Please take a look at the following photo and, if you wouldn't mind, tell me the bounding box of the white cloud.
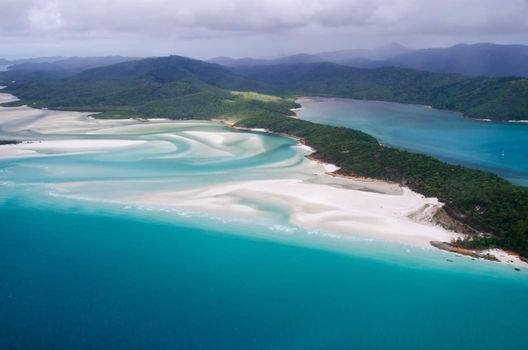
[28,0,63,31]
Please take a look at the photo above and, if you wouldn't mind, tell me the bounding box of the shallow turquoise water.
[298,98,528,186]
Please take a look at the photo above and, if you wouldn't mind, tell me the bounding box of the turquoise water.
[297,98,528,186]
[2,99,528,349]
[2,199,528,349]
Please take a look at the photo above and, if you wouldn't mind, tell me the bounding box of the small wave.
[269,225,298,234]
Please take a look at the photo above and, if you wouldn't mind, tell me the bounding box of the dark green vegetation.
[1,56,298,120]
[233,63,528,121]
[236,115,528,258]
[1,55,527,257]
[0,140,20,145]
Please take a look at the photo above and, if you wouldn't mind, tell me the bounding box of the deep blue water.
[2,200,528,350]
[297,98,528,186]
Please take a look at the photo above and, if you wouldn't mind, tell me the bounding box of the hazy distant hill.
[208,56,268,67]
[386,43,528,77]
[0,56,66,65]
[209,44,412,67]
[9,56,66,65]
[317,43,412,62]
[8,56,140,75]
[212,43,528,77]
[209,53,325,67]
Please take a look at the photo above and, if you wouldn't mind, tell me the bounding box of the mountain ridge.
[211,43,528,78]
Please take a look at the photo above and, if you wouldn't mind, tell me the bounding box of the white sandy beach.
[486,249,527,268]
[133,178,456,247]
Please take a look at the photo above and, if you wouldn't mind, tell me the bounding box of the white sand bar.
[133,178,457,247]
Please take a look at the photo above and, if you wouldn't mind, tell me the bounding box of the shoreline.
[220,120,528,269]
[295,96,528,125]
[431,241,527,269]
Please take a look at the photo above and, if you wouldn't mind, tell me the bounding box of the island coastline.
[221,119,527,268]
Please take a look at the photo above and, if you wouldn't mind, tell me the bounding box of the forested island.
[1,55,528,258]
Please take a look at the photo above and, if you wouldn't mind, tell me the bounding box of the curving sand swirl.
[0,96,459,247]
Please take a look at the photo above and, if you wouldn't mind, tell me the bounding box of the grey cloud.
[9,0,526,34]
[0,0,527,58]
[0,0,34,33]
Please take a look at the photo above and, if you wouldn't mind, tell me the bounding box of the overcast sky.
[1,0,528,59]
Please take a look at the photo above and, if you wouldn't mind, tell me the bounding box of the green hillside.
[233,63,528,121]
[1,56,297,120]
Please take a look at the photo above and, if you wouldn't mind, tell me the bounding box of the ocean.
[1,199,528,349]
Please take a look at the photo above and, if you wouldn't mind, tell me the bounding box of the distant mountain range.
[4,56,140,75]
[4,43,528,78]
[386,43,528,77]
[208,43,411,67]
[0,56,65,66]
[210,43,528,78]
[209,54,322,67]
